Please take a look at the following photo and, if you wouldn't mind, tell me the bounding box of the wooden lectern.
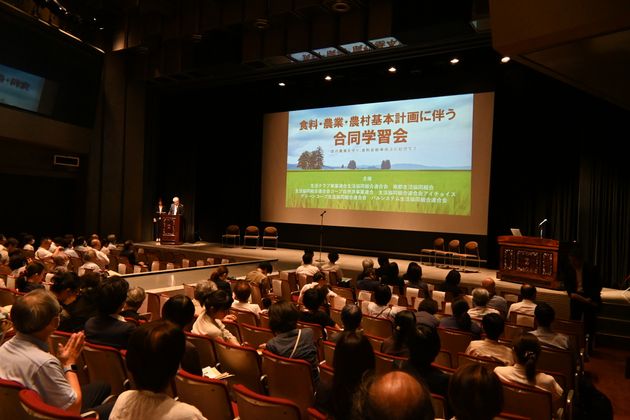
[160,214,183,244]
[497,236,560,289]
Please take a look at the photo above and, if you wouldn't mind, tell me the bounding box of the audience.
[415,298,440,329]
[90,239,110,267]
[339,303,362,334]
[22,234,35,251]
[84,276,137,349]
[231,281,262,319]
[367,284,393,319]
[465,313,514,365]
[0,290,112,418]
[353,371,434,420]
[298,271,337,304]
[494,334,564,402]
[110,321,206,420]
[404,325,450,399]
[467,288,501,319]
[375,256,390,280]
[507,283,538,318]
[209,265,233,300]
[265,300,319,383]
[320,251,344,280]
[381,261,405,295]
[449,364,504,420]
[482,277,508,317]
[296,252,320,277]
[191,290,239,344]
[120,286,146,321]
[439,299,482,339]
[357,267,380,291]
[403,262,430,299]
[119,240,137,266]
[299,288,338,330]
[79,249,101,276]
[35,237,55,264]
[50,272,81,331]
[437,269,464,298]
[381,310,416,357]
[316,331,375,419]
[192,280,217,316]
[15,261,46,293]
[356,258,376,289]
[245,261,272,294]
[531,302,571,350]
[162,295,202,376]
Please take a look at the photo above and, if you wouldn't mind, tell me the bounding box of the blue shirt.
[0,333,77,409]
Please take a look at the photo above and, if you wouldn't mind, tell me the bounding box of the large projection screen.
[261,92,494,234]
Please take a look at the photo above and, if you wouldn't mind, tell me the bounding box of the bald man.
[355,371,434,420]
[482,277,508,318]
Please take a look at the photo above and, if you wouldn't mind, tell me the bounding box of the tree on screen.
[297,151,312,169]
[381,159,391,169]
[297,147,324,169]
[348,160,357,169]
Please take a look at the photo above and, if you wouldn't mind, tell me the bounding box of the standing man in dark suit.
[168,196,184,216]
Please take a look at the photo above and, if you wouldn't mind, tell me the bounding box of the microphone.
[538,218,548,227]
[320,210,327,217]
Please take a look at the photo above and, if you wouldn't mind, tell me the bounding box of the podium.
[159,214,183,244]
[497,236,561,289]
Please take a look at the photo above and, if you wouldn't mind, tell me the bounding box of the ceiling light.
[324,75,332,81]
[501,56,511,63]
[278,82,286,87]
[388,66,397,73]
[450,58,460,65]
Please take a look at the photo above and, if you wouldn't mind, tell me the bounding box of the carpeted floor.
[586,346,630,419]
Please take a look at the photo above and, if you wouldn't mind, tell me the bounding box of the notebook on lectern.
[510,228,523,237]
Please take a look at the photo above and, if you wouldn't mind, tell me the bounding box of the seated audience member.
[15,261,46,293]
[85,277,137,349]
[79,250,101,276]
[449,365,504,420]
[353,371,434,420]
[316,332,375,419]
[22,234,36,251]
[355,258,375,287]
[35,238,55,264]
[439,299,482,339]
[530,302,570,350]
[50,272,81,331]
[105,234,118,250]
[437,269,465,299]
[0,290,112,418]
[507,283,538,318]
[357,267,380,291]
[260,297,272,314]
[62,236,79,259]
[465,313,514,365]
[74,236,88,252]
[404,325,450,399]
[340,303,362,333]
[265,300,319,382]
[192,280,217,316]
[375,256,390,280]
[120,287,146,321]
[56,273,101,333]
[0,253,9,287]
[403,262,430,299]
[482,277,508,317]
[245,261,273,294]
[162,295,202,376]
[231,281,262,319]
[382,310,416,357]
[296,252,320,277]
[494,334,563,402]
[89,239,110,267]
[299,288,338,330]
[415,298,440,329]
[298,271,338,304]
[467,288,501,319]
[367,284,394,319]
[119,240,137,266]
[52,254,70,273]
[191,290,239,344]
[381,261,405,295]
[110,321,206,420]
[9,252,28,278]
[210,265,233,298]
[320,251,344,280]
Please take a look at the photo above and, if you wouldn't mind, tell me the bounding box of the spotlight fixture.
[324,75,332,81]
[278,82,286,87]
[450,58,460,65]
[501,56,511,63]
[388,66,397,73]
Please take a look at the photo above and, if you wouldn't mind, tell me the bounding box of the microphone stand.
[318,211,326,263]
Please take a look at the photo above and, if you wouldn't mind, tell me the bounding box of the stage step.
[596,332,630,349]
[595,302,630,349]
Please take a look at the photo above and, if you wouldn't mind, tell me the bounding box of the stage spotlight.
[278,82,286,87]
[501,56,511,63]
[388,66,397,73]
[324,75,332,81]
[450,58,460,65]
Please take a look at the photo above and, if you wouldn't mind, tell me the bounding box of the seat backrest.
[0,378,29,420]
[431,393,447,419]
[233,384,301,420]
[362,315,393,338]
[435,349,453,368]
[19,389,91,419]
[436,328,475,368]
[263,226,278,236]
[239,323,274,349]
[434,237,445,249]
[457,352,503,371]
[464,241,479,256]
[230,308,259,327]
[146,292,168,321]
[244,226,259,236]
[374,351,408,375]
[551,318,585,349]
[357,289,373,302]
[501,380,553,420]
[226,225,240,235]
[185,332,218,368]
[502,323,525,341]
[322,340,336,366]
[537,347,574,389]
[448,239,461,253]
[307,407,328,420]
[331,286,353,302]
[261,350,315,419]
[364,333,385,352]
[0,287,16,306]
[329,308,342,326]
[509,312,536,328]
[213,338,264,394]
[82,342,129,395]
[174,370,234,420]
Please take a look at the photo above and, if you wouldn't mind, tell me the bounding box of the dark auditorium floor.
[587,345,630,419]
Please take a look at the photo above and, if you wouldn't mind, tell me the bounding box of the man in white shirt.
[89,239,110,267]
[507,284,538,318]
[482,277,508,318]
[468,288,501,319]
[465,313,514,365]
[35,238,54,263]
[78,250,101,276]
[296,253,320,277]
[530,302,570,350]
[231,281,262,319]
[297,271,338,304]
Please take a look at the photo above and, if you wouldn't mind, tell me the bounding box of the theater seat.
[0,378,28,420]
[174,370,235,420]
[233,384,301,420]
[19,389,97,419]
